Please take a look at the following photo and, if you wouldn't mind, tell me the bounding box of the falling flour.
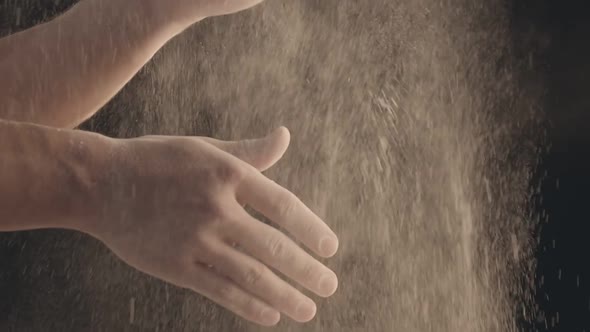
[0,0,545,331]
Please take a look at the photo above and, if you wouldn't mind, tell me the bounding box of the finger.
[206,0,266,17]
[187,263,281,326]
[237,172,339,258]
[199,127,291,172]
[229,208,338,298]
[206,242,317,323]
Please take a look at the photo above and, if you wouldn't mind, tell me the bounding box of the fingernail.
[261,308,280,326]
[318,274,338,297]
[319,236,339,257]
[295,301,317,322]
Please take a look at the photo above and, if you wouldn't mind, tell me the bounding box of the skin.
[0,0,265,128]
[0,0,339,327]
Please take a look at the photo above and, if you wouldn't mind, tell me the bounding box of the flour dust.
[114,0,538,332]
[52,0,545,331]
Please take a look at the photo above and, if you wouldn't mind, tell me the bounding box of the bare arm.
[0,1,339,324]
[0,121,339,325]
[0,119,112,230]
[0,0,264,128]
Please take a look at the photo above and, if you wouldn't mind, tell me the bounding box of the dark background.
[513,1,590,330]
[1,0,590,331]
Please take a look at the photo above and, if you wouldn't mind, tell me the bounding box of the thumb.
[201,127,291,172]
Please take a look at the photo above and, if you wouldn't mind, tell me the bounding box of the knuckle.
[197,215,226,235]
[214,282,237,300]
[243,264,267,287]
[302,264,320,284]
[203,206,226,225]
[267,236,287,260]
[244,296,260,315]
[276,191,298,219]
[189,198,237,237]
[195,198,229,227]
[193,234,221,258]
[214,160,247,185]
[303,219,317,237]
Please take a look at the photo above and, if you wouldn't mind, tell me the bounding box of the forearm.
[0,119,113,232]
[0,0,185,128]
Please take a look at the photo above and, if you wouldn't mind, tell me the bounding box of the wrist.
[0,122,119,234]
[139,0,204,37]
[63,130,119,237]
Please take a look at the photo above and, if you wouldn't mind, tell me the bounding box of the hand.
[86,127,339,326]
[145,0,267,31]
[193,0,266,18]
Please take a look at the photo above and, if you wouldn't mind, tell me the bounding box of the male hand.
[86,127,339,326]
[146,0,267,31]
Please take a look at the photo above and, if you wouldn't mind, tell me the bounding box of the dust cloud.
[1,0,545,331]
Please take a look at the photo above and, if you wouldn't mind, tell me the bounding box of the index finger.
[237,170,339,258]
